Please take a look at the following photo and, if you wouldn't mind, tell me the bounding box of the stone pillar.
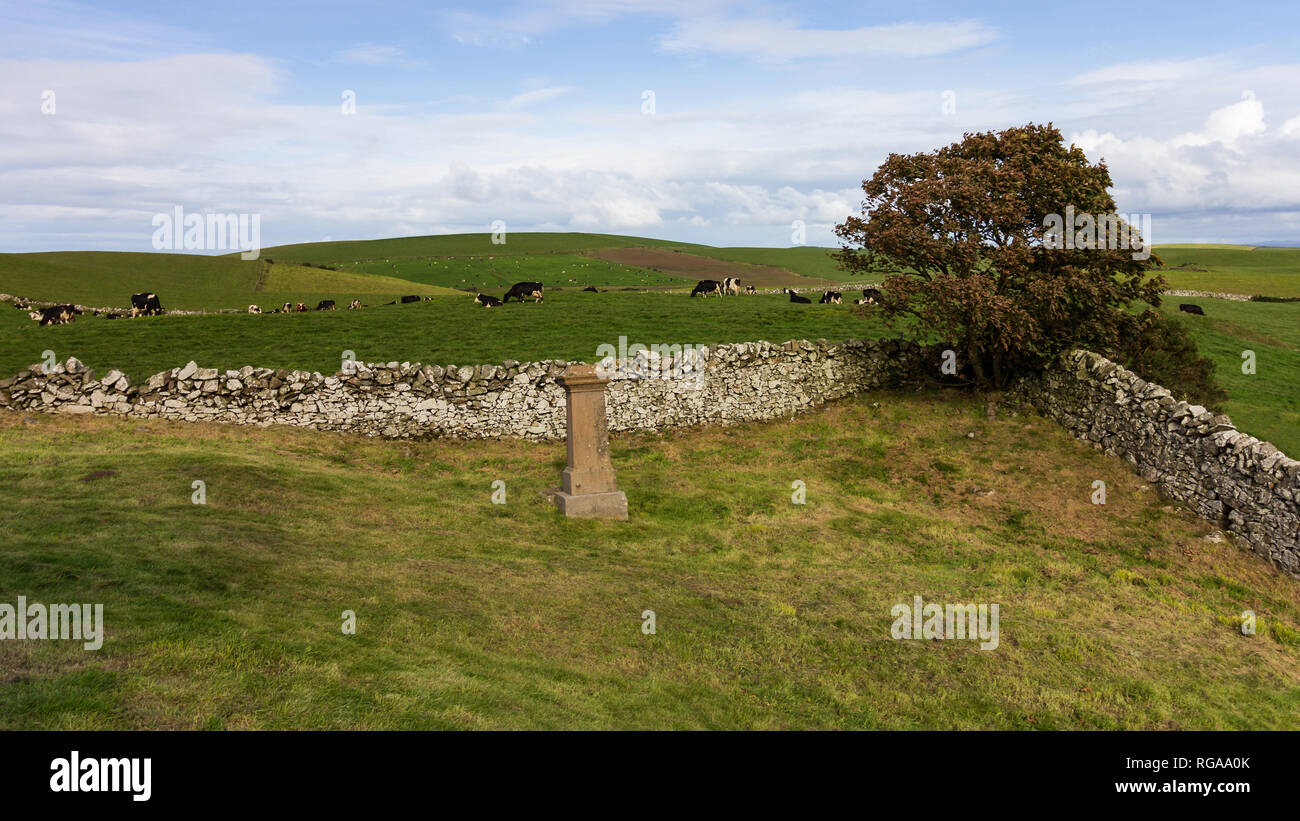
[551,364,628,520]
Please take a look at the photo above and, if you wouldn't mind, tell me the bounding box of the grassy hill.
[2,392,1297,729]
[1153,244,1300,297]
[0,252,457,312]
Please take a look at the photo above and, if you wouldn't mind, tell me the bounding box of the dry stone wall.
[1017,349,1299,577]
[0,338,932,440]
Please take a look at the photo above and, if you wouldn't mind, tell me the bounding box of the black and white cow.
[722,277,741,295]
[400,295,421,304]
[1179,303,1205,315]
[474,293,503,308]
[296,302,308,312]
[819,290,842,304]
[691,279,722,297]
[861,288,883,304]
[744,285,756,294]
[248,304,262,314]
[29,304,78,325]
[348,299,363,309]
[786,289,811,304]
[315,300,336,311]
[129,292,163,317]
[503,282,544,303]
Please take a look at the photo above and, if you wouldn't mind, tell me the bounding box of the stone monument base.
[551,489,628,520]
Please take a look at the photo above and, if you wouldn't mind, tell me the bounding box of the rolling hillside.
[1154,244,1300,297]
[0,251,457,312]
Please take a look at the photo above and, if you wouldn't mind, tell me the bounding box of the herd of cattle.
[19,278,1212,327]
[688,277,885,307]
[23,292,163,325]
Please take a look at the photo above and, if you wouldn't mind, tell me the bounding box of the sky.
[2,0,1299,253]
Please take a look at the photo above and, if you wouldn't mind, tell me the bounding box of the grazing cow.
[29,305,78,326]
[295,302,308,312]
[819,290,843,305]
[690,279,722,298]
[129,292,163,317]
[583,286,599,293]
[400,295,421,304]
[315,300,336,311]
[248,304,262,314]
[474,293,503,308]
[349,299,363,309]
[786,289,811,304]
[503,282,544,303]
[745,285,756,294]
[861,288,883,304]
[1179,303,1205,315]
[722,277,741,295]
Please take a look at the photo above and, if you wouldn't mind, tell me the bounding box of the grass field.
[1153,245,1300,297]
[2,392,1297,730]
[1160,298,1300,456]
[344,253,686,289]
[0,252,456,312]
[0,291,887,384]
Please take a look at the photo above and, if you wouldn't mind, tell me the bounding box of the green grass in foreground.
[1161,298,1300,457]
[0,291,886,384]
[2,393,1297,729]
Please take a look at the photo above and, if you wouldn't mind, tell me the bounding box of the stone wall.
[0,338,931,440]
[1016,349,1299,577]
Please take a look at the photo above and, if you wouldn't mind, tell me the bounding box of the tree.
[835,123,1165,390]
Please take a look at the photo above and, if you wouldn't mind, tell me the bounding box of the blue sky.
[3,0,1300,252]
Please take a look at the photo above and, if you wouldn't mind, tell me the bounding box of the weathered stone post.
[551,364,628,520]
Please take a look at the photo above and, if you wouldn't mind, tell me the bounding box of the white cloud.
[660,17,998,61]
[504,86,574,107]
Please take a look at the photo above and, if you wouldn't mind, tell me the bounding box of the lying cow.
[349,299,363,309]
[786,289,811,304]
[503,282,544,303]
[29,304,78,325]
[248,304,262,314]
[691,279,722,298]
[1179,303,1205,315]
[744,285,756,294]
[129,292,163,317]
[316,300,336,311]
[474,293,503,308]
[861,288,882,304]
[820,290,842,304]
[583,286,599,293]
[400,295,421,304]
[296,302,308,312]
